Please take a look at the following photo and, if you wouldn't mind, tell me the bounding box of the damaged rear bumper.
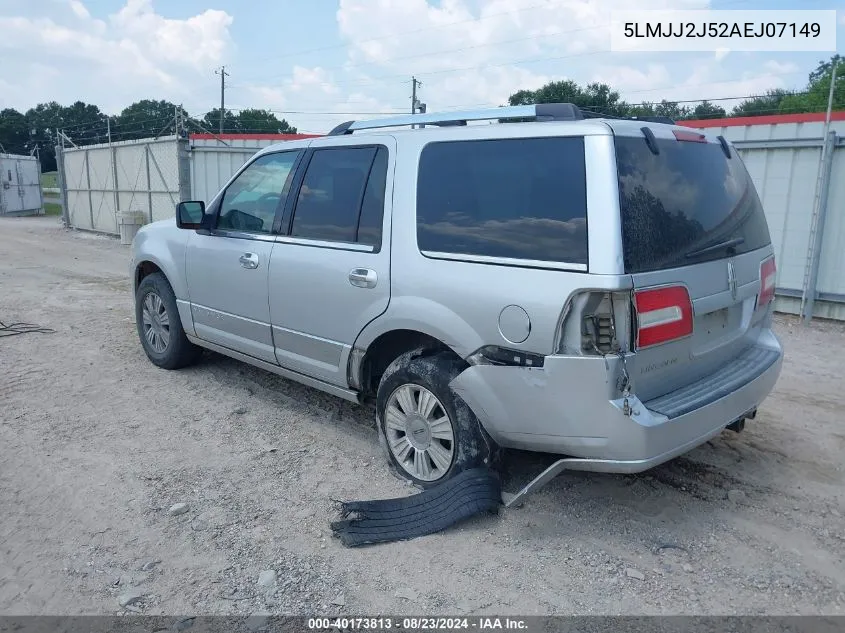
[449,331,783,474]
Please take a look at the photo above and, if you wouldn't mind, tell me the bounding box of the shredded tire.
[330,468,501,547]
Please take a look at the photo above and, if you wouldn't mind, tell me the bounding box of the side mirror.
[176,201,206,230]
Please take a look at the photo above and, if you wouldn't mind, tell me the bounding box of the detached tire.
[375,349,498,487]
[135,272,201,370]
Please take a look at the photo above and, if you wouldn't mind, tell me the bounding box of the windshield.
[615,134,771,274]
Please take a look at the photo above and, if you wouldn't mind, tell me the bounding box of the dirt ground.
[1,215,844,617]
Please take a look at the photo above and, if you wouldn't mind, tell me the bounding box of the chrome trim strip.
[420,251,588,272]
[209,230,278,243]
[185,334,361,404]
[271,325,345,368]
[193,304,266,327]
[275,236,375,252]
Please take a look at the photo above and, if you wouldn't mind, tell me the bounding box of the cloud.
[68,0,90,20]
[330,0,727,115]
[764,60,799,74]
[0,0,232,113]
[591,64,671,93]
[0,0,819,134]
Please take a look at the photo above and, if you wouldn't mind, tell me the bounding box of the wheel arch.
[133,253,193,337]
[350,299,485,398]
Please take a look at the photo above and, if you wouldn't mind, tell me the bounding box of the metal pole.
[410,76,420,129]
[109,116,120,233]
[144,145,153,224]
[411,76,417,117]
[801,130,837,324]
[85,149,94,230]
[55,139,70,228]
[823,62,837,137]
[215,65,229,135]
[801,61,838,324]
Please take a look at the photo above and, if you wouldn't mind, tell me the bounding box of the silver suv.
[131,103,783,493]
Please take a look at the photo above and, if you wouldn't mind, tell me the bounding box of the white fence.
[0,153,42,216]
[189,134,317,204]
[57,121,845,320]
[59,136,184,234]
[686,114,845,321]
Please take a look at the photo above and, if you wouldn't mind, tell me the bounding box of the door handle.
[349,268,378,289]
[239,253,259,269]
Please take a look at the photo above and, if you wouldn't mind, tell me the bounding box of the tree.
[778,55,845,114]
[235,108,297,133]
[114,99,183,141]
[731,89,791,117]
[201,108,238,133]
[690,101,727,119]
[508,80,628,117]
[655,100,691,121]
[22,101,108,171]
[0,109,31,155]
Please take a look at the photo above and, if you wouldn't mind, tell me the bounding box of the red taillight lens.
[758,256,777,309]
[634,285,693,349]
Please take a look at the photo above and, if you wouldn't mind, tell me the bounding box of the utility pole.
[410,76,422,128]
[215,65,229,135]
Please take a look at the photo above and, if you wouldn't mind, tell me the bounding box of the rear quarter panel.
[355,123,628,359]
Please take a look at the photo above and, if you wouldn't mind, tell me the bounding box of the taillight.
[758,256,777,309]
[634,285,693,349]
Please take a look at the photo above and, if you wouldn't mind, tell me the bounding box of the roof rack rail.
[580,111,676,125]
[327,102,584,135]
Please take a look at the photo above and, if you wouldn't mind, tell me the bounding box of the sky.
[1,0,844,134]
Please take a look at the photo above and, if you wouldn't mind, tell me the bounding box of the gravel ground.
[1,216,844,616]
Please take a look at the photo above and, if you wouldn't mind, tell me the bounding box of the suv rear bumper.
[450,329,783,473]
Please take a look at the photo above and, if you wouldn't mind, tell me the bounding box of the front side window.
[416,137,588,265]
[290,146,387,247]
[218,151,300,234]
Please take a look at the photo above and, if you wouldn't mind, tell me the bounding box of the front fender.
[353,295,485,360]
[131,221,191,300]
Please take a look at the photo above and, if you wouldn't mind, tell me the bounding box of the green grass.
[41,171,58,188]
[43,202,62,216]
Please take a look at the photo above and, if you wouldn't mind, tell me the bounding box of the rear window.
[416,137,588,265]
[616,135,771,274]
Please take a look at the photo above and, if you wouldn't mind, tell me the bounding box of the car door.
[186,149,303,363]
[268,136,395,386]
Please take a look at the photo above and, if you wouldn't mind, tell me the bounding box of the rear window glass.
[416,137,588,265]
[615,135,771,274]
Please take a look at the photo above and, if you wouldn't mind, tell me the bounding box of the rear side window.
[416,137,588,265]
[291,146,386,247]
[616,135,771,274]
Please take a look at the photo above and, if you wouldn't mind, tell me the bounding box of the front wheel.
[375,349,498,487]
[135,272,201,369]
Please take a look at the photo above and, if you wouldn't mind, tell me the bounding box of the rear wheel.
[135,272,201,369]
[375,349,498,487]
